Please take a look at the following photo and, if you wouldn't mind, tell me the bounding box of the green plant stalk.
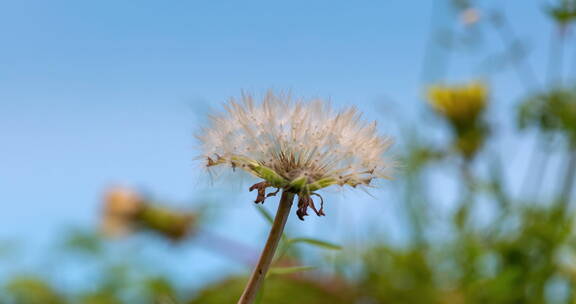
[559,147,576,206]
[238,191,295,304]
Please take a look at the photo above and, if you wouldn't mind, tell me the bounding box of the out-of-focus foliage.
[0,230,182,304]
[547,0,576,27]
[188,276,354,304]
[355,206,576,304]
[5,277,65,304]
[519,87,576,145]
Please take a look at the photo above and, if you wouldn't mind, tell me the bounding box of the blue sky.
[0,0,557,289]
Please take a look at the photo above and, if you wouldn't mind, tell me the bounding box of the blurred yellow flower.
[427,82,488,126]
[427,82,489,159]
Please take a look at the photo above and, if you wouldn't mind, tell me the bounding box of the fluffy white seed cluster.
[198,91,394,196]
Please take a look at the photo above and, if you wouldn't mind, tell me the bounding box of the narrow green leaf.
[256,206,289,244]
[267,266,316,277]
[255,206,274,225]
[288,238,342,250]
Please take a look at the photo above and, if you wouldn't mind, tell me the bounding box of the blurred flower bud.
[101,186,197,242]
[138,204,197,242]
[460,8,481,26]
[101,186,143,237]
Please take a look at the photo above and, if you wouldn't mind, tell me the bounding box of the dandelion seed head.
[198,90,394,197]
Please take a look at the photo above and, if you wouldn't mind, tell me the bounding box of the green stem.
[491,12,539,90]
[559,147,576,206]
[520,134,550,200]
[238,191,294,304]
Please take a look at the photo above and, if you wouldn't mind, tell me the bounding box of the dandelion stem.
[238,190,294,304]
